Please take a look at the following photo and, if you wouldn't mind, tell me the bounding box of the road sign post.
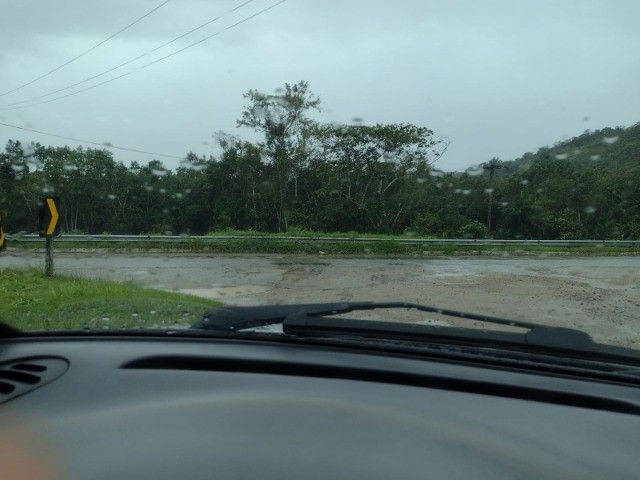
[45,237,53,276]
[38,195,60,277]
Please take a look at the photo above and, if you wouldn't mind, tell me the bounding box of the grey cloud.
[1,0,639,170]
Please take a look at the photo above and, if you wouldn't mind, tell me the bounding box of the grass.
[206,227,428,239]
[0,268,221,331]
[9,238,640,256]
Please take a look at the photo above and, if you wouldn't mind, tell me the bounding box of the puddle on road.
[178,285,269,301]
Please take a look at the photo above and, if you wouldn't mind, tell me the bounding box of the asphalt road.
[3,252,640,347]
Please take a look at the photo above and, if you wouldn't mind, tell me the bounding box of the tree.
[308,123,447,232]
[237,81,320,231]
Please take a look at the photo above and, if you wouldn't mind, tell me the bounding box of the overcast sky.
[0,0,638,170]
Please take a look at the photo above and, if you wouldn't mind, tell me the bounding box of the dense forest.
[1,81,639,239]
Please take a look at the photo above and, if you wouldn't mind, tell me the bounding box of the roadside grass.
[8,239,640,256]
[206,227,431,239]
[0,268,221,331]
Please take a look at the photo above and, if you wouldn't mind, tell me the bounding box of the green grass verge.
[206,227,431,239]
[0,268,221,331]
[8,239,640,256]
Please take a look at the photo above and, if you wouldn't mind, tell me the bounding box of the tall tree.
[237,81,320,231]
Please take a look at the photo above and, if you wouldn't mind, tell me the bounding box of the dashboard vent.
[0,357,68,404]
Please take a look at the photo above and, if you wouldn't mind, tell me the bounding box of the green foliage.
[458,221,488,239]
[1,82,639,241]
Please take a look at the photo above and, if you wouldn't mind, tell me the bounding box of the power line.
[0,0,287,111]
[0,120,183,159]
[0,0,255,109]
[0,0,171,98]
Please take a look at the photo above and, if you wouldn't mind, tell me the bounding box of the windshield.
[0,0,638,351]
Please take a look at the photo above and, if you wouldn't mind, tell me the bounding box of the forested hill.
[501,122,640,173]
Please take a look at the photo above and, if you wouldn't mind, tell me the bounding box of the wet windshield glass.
[0,0,639,350]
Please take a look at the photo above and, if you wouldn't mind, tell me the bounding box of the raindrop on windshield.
[584,206,596,214]
[602,136,619,144]
[351,117,364,125]
[461,189,472,195]
[555,153,568,160]
[590,154,601,161]
[484,188,494,194]
[520,179,529,186]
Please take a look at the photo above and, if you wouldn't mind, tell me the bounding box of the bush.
[458,221,488,239]
[410,213,441,237]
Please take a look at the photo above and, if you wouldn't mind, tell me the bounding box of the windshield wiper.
[196,302,639,361]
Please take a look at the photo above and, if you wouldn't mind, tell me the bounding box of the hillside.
[502,122,640,173]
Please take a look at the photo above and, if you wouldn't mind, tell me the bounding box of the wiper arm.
[200,301,539,330]
[197,302,639,360]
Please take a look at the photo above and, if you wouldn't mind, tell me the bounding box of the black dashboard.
[1,336,639,479]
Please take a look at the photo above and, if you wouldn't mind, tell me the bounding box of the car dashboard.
[1,335,639,479]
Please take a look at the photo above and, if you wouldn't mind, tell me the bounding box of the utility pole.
[483,158,506,235]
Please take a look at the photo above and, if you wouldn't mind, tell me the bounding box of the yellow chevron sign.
[46,197,59,236]
[38,196,61,238]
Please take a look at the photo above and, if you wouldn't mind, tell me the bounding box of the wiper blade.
[197,302,556,331]
[200,301,539,330]
[197,302,640,360]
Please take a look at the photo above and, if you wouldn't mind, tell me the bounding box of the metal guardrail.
[5,234,640,247]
